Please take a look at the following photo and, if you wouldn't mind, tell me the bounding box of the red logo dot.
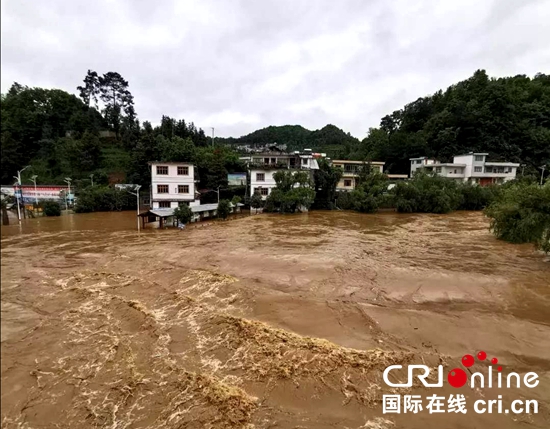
[448,368,468,388]
[462,354,474,367]
[477,351,487,360]
[497,366,502,372]
[491,358,498,365]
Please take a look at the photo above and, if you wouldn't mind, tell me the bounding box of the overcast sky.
[2,0,549,139]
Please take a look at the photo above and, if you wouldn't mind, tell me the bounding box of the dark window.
[264,158,269,164]
[302,158,307,165]
[157,185,169,193]
[178,185,189,193]
[474,166,482,173]
[474,155,484,162]
[344,179,352,187]
[435,167,442,173]
[177,166,189,175]
[156,166,168,175]
[260,188,269,196]
[271,158,276,164]
[256,173,265,181]
[159,201,171,208]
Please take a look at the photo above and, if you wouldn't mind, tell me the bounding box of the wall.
[151,163,195,205]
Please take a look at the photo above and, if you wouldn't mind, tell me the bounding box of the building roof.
[332,160,385,165]
[147,161,194,165]
[484,162,521,167]
[454,153,489,157]
[424,163,466,167]
[139,203,244,218]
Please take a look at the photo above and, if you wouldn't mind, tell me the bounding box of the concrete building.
[332,160,385,191]
[241,149,323,199]
[149,162,200,209]
[410,153,519,185]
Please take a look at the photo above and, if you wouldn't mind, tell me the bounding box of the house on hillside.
[332,160,385,191]
[149,162,200,209]
[410,153,519,185]
[240,149,324,199]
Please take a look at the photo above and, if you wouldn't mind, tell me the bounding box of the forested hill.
[1,69,549,187]
[359,70,550,173]
[216,124,361,159]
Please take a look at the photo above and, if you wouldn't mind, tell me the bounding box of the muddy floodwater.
[1,211,549,428]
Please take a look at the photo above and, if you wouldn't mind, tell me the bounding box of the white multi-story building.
[241,149,322,199]
[149,162,199,209]
[410,153,519,185]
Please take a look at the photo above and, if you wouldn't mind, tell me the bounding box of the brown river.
[1,211,549,428]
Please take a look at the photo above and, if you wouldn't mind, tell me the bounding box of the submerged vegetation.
[485,181,550,252]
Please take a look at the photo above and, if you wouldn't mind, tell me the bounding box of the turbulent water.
[1,211,549,428]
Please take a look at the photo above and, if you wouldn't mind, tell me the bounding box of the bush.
[173,204,193,224]
[392,172,461,214]
[249,193,264,209]
[457,183,499,210]
[485,182,550,252]
[43,201,61,216]
[217,199,231,219]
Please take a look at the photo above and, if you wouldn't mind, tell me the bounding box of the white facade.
[150,162,199,209]
[409,157,437,176]
[410,153,519,184]
[242,150,322,199]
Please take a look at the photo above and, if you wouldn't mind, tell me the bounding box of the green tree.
[313,158,343,209]
[99,72,135,137]
[173,204,193,224]
[249,193,263,210]
[77,70,100,108]
[485,182,550,252]
[217,199,231,220]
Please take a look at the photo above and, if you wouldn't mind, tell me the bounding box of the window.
[302,158,308,165]
[159,201,171,208]
[416,160,422,164]
[260,188,269,196]
[157,184,169,193]
[474,166,482,173]
[256,173,265,182]
[474,155,484,162]
[177,185,189,194]
[264,158,269,164]
[156,166,168,175]
[271,158,276,164]
[177,166,189,175]
[344,179,352,187]
[253,158,262,164]
[485,167,493,173]
[435,167,442,173]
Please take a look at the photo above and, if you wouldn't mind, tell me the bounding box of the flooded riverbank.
[1,211,549,428]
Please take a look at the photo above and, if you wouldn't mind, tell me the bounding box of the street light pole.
[64,177,72,211]
[90,174,94,187]
[128,185,141,231]
[541,166,546,186]
[211,127,215,147]
[30,175,38,209]
[217,186,220,204]
[13,165,29,222]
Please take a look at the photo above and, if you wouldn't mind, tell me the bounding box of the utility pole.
[211,127,215,147]
[30,175,39,210]
[64,177,72,211]
[90,173,94,187]
[541,166,546,186]
[13,165,29,223]
[128,185,141,231]
[217,186,220,204]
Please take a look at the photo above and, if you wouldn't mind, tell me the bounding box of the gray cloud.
[1,0,549,140]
